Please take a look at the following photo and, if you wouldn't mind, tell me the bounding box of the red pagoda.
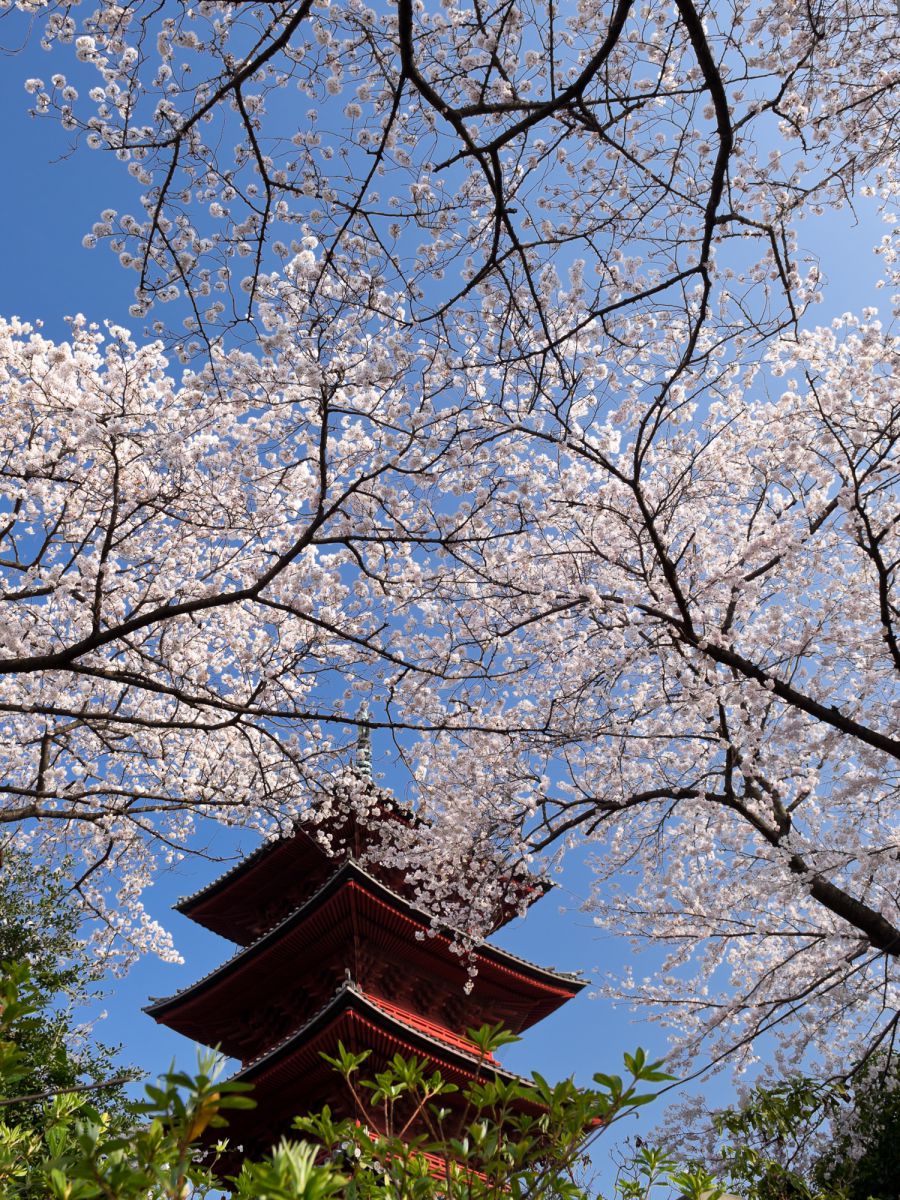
[147,735,584,1159]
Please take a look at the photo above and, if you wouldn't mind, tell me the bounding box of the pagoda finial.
[356,701,372,779]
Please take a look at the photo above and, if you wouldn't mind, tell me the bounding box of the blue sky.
[0,17,890,1184]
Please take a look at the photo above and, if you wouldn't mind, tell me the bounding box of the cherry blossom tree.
[17,0,887,366]
[396,304,900,1083]
[5,0,900,1079]
[0,265,513,963]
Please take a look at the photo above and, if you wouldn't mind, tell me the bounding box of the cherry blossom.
[0,271,500,965]
[394,303,900,1079]
[5,0,900,1076]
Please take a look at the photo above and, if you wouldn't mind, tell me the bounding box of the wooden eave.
[175,795,418,945]
[176,803,548,946]
[148,862,583,1061]
[174,827,333,945]
[237,983,526,1084]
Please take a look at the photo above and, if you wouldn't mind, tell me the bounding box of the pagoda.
[147,734,584,1161]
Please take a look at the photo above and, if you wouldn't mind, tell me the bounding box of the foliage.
[0,953,338,1199]
[814,1055,900,1200]
[613,1065,900,1200]
[292,1030,674,1200]
[709,1078,839,1200]
[0,849,128,1128]
[2,0,900,1082]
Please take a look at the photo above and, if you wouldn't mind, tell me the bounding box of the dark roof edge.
[148,860,356,1015]
[175,784,418,914]
[147,861,584,1018]
[174,828,300,915]
[233,983,531,1086]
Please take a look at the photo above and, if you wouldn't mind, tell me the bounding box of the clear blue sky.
[0,18,887,1184]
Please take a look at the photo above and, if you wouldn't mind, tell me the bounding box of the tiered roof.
[148,783,584,1160]
[150,859,582,1063]
[202,984,538,1155]
[176,805,548,945]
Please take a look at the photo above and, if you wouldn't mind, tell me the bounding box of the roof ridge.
[236,979,359,1073]
[483,939,586,984]
[232,983,532,1086]
[362,991,499,1062]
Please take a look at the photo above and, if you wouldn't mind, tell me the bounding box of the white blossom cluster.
[392,301,900,1081]
[0,269,500,967]
[16,0,897,361]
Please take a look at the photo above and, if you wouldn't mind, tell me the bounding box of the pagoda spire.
[355,700,372,780]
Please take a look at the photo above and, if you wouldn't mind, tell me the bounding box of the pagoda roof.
[176,833,285,912]
[148,862,584,1060]
[174,792,420,945]
[175,783,415,906]
[176,799,548,945]
[237,982,526,1083]
[204,982,538,1164]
